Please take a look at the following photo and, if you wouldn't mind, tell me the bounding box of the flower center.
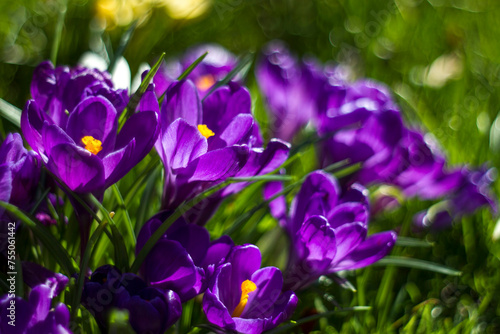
[195,74,216,91]
[197,124,215,139]
[81,136,103,155]
[231,279,257,317]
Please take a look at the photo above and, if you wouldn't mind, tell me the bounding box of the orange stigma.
[232,280,257,317]
[195,74,216,91]
[197,124,215,139]
[81,136,103,155]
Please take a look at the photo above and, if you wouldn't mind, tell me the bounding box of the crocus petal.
[30,61,56,111]
[167,221,210,266]
[225,245,262,312]
[203,282,236,331]
[289,170,340,235]
[101,140,134,182]
[144,239,201,301]
[332,231,397,272]
[263,181,287,226]
[330,221,367,264]
[46,143,105,193]
[176,145,249,182]
[233,317,267,334]
[162,80,201,127]
[268,290,298,329]
[157,118,207,170]
[243,267,284,318]
[222,139,290,196]
[295,216,336,266]
[202,235,234,270]
[209,114,255,150]
[21,100,54,156]
[42,123,76,157]
[27,284,52,326]
[326,202,369,229]
[22,262,68,297]
[0,165,12,216]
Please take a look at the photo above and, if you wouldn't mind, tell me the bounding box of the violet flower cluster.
[256,42,496,229]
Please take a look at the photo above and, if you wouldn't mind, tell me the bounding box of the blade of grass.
[0,201,77,275]
[0,98,21,127]
[71,220,108,318]
[395,237,434,248]
[266,306,372,334]
[111,184,135,244]
[202,52,254,102]
[373,256,462,276]
[119,52,166,128]
[108,21,137,73]
[158,51,209,105]
[50,0,68,65]
[88,195,130,271]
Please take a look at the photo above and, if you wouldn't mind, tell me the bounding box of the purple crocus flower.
[0,283,72,334]
[81,265,181,334]
[155,79,289,224]
[414,166,497,230]
[154,43,238,97]
[202,244,298,334]
[317,80,406,186]
[21,61,159,195]
[0,133,40,215]
[136,213,234,301]
[265,171,396,291]
[256,41,326,142]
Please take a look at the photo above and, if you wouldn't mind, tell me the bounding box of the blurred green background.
[2,0,500,332]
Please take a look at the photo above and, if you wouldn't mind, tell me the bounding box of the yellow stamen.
[195,74,216,91]
[81,136,103,155]
[232,280,257,317]
[197,124,215,139]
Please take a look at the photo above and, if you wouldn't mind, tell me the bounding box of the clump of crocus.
[136,213,234,301]
[0,282,71,333]
[21,61,159,195]
[81,265,181,334]
[155,79,289,224]
[154,43,238,97]
[202,244,298,334]
[265,170,397,291]
[256,41,326,142]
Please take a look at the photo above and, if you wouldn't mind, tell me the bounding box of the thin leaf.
[396,237,434,248]
[158,51,209,105]
[108,21,137,73]
[373,256,462,276]
[71,220,108,318]
[111,184,136,243]
[202,52,254,102]
[50,0,67,65]
[0,201,77,276]
[227,175,293,182]
[119,52,166,127]
[88,195,130,272]
[0,98,21,127]
[267,306,372,334]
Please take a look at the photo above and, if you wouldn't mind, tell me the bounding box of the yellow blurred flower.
[96,0,211,27]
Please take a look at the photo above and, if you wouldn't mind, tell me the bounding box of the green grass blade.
[111,184,135,243]
[0,99,21,127]
[108,21,137,73]
[202,52,254,102]
[0,201,77,276]
[158,51,209,105]
[395,237,434,248]
[71,220,108,318]
[50,0,68,65]
[373,256,462,276]
[88,195,130,272]
[119,52,166,127]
